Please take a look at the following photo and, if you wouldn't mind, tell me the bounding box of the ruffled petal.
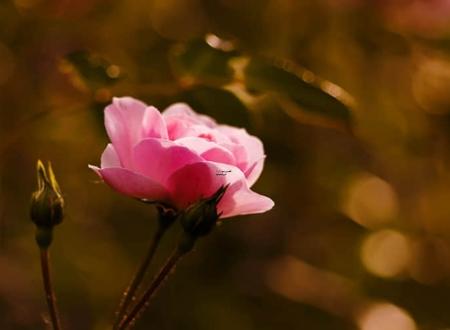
[217,125,266,184]
[104,97,168,167]
[163,102,216,127]
[104,97,147,166]
[90,166,168,201]
[163,103,219,140]
[164,116,191,140]
[176,137,236,165]
[221,142,247,171]
[132,138,203,187]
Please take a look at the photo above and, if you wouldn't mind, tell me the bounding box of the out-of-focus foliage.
[169,37,353,128]
[170,38,237,85]
[243,57,352,128]
[62,50,124,90]
[2,0,450,329]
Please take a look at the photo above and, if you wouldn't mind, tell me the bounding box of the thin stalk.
[113,227,165,329]
[40,248,62,330]
[117,246,186,330]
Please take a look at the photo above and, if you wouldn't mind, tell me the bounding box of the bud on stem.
[30,161,64,237]
[175,185,229,255]
[30,160,64,330]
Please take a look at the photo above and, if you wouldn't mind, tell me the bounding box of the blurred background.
[2,0,450,329]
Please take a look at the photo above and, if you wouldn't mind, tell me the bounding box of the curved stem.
[40,248,62,330]
[113,228,165,329]
[117,247,186,330]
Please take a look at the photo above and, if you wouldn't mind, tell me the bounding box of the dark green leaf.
[244,58,352,126]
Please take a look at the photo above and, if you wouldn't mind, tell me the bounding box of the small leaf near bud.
[30,160,64,231]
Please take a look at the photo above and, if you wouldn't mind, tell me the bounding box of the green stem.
[113,227,165,329]
[40,248,62,330]
[116,245,188,330]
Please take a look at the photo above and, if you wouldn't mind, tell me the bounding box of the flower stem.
[40,248,62,330]
[116,244,189,330]
[113,227,165,329]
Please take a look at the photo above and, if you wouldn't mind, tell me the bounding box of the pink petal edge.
[89,165,169,202]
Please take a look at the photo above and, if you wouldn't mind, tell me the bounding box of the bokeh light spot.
[361,229,411,278]
[205,34,235,52]
[356,303,416,330]
[266,256,359,317]
[343,174,398,228]
[413,57,450,115]
[106,65,121,79]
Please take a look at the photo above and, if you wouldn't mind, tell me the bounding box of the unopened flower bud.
[179,185,228,245]
[30,160,64,230]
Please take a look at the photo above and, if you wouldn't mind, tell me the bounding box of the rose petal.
[221,142,247,171]
[244,156,265,187]
[163,103,219,140]
[218,180,274,218]
[166,162,237,209]
[176,137,236,165]
[218,125,265,184]
[132,138,203,186]
[142,106,168,139]
[104,97,167,166]
[163,102,196,118]
[100,144,121,168]
[163,102,216,127]
[90,166,168,201]
[167,161,273,217]
[164,116,191,140]
[218,126,265,163]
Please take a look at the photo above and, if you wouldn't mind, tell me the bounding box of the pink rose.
[90,97,274,218]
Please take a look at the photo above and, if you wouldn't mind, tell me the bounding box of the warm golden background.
[2,0,450,329]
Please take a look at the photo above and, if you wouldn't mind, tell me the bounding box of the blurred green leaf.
[244,58,352,127]
[61,50,123,90]
[176,85,250,127]
[170,39,239,86]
